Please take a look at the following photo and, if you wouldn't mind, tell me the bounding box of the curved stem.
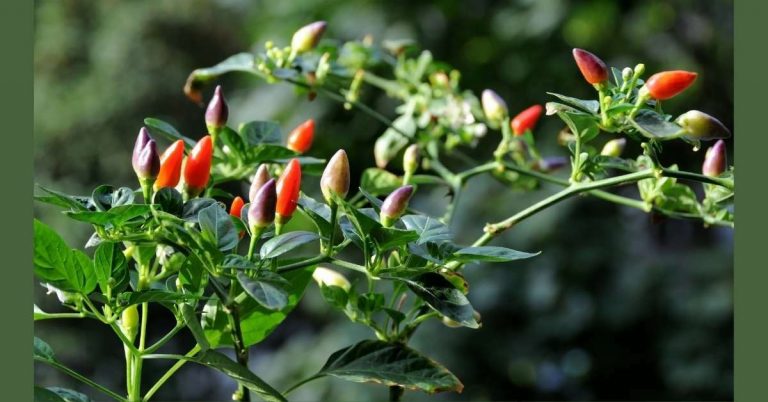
[142,345,201,401]
[143,322,184,355]
[35,357,127,402]
[660,167,733,190]
[276,254,330,274]
[283,374,322,395]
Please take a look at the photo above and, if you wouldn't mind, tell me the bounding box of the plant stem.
[142,345,201,401]
[246,227,264,261]
[389,385,405,402]
[283,374,322,395]
[276,254,330,274]
[326,203,339,255]
[34,357,127,402]
[226,284,250,402]
[143,322,184,355]
[130,302,149,401]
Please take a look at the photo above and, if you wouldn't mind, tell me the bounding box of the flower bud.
[403,144,420,177]
[535,156,569,172]
[600,138,627,158]
[644,70,697,100]
[481,89,508,125]
[675,110,732,141]
[134,139,160,180]
[286,119,315,154]
[312,266,351,292]
[291,21,327,54]
[248,179,277,230]
[276,159,302,224]
[702,140,727,177]
[205,85,228,134]
[380,185,414,227]
[132,127,151,171]
[120,305,140,343]
[572,48,609,84]
[320,149,350,204]
[634,63,645,76]
[621,67,632,82]
[249,164,271,202]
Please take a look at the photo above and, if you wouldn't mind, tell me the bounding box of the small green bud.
[380,185,414,227]
[600,138,627,158]
[403,144,420,177]
[120,305,140,343]
[622,67,633,81]
[315,52,331,84]
[481,89,508,126]
[634,63,645,76]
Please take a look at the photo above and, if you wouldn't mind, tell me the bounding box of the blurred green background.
[34,0,733,400]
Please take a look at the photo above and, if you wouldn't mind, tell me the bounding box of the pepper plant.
[34,21,734,402]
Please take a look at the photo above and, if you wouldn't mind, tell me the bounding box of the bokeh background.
[33,0,733,401]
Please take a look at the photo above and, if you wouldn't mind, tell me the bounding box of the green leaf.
[34,337,56,361]
[153,188,183,216]
[558,111,600,143]
[239,121,283,146]
[547,92,599,114]
[360,168,402,195]
[297,194,332,239]
[198,204,239,252]
[357,188,384,210]
[203,267,314,348]
[187,52,256,86]
[40,388,92,402]
[34,220,96,294]
[319,284,349,308]
[144,117,196,148]
[182,198,219,222]
[93,242,127,295]
[394,272,478,329]
[260,231,319,259]
[237,271,289,311]
[316,340,463,394]
[248,145,298,163]
[34,185,90,211]
[371,227,419,251]
[545,102,588,116]
[34,387,68,402]
[180,302,210,351]
[192,350,286,402]
[452,246,540,263]
[630,109,684,139]
[401,215,452,245]
[66,204,151,227]
[373,114,414,168]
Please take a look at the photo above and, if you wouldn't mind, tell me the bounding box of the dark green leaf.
[239,121,282,146]
[192,350,286,402]
[198,204,239,251]
[248,145,298,163]
[395,272,478,328]
[34,220,96,294]
[42,388,92,402]
[93,242,127,295]
[117,290,193,307]
[630,109,684,139]
[319,284,349,308]
[317,340,463,394]
[357,188,383,210]
[360,168,402,195]
[182,198,219,222]
[34,185,90,211]
[180,302,210,351]
[66,205,151,227]
[452,246,540,263]
[153,188,183,216]
[34,387,68,402]
[297,194,332,239]
[401,215,452,244]
[372,227,419,251]
[222,254,258,270]
[34,337,56,361]
[237,271,289,311]
[260,231,319,259]
[547,92,599,114]
[144,117,196,148]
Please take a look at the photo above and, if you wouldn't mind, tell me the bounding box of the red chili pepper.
[511,105,544,136]
[572,48,608,84]
[183,135,213,197]
[154,140,185,191]
[644,70,697,100]
[286,119,315,154]
[276,158,302,223]
[230,196,245,218]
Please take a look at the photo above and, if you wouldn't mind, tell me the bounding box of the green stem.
[34,312,89,320]
[283,374,322,395]
[326,203,339,255]
[109,321,141,356]
[389,385,405,402]
[246,227,264,261]
[131,302,149,400]
[660,167,733,190]
[143,322,184,355]
[329,258,372,276]
[226,285,250,402]
[35,357,127,402]
[276,254,330,274]
[142,345,201,401]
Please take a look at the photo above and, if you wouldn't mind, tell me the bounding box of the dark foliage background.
[34,1,733,400]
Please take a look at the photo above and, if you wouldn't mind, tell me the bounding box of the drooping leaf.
[393,272,478,328]
[546,92,599,114]
[198,204,239,251]
[452,246,540,263]
[237,271,289,311]
[192,350,286,402]
[34,337,56,361]
[316,340,463,394]
[180,302,210,352]
[297,194,332,239]
[630,109,683,139]
[260,231,319,259]
[144,117,196,148]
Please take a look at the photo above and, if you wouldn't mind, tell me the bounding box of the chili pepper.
[320,149,350,204]
[182,135,213,198]
[286,119,315,154]
[133,139,160,181]
[702,140,727,177]
[511,104,544,136]
[276,158,302,225]
[572,48,609,85]
[154,140,185,191]
[675,110,731,140]
[600,138,627,158]
[249,178,277,231]
[230,196,245,218]
[291,21,327,54]
[403,144,420,184]
[249,164,271,202]
[312,266,351,292]
[380,185,414,227]
[644,70,697,100]
[120,305,139,343]
[205,85,228,135]
[481,89,508,125]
